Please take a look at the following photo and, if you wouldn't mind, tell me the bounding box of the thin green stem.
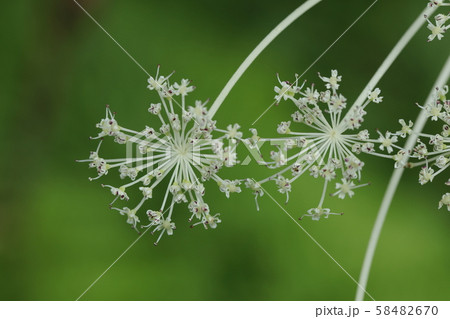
[345,6,437,120]
[207,0,322,118]
[355,55,450,301]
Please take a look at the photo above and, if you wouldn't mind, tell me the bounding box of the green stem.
[355,55,450,301]
[207,0,322,118]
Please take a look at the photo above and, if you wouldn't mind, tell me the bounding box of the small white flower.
[247,128,261,148]
[345,106,367,129]
[309,165,320,178]
[419,167,435,185]
[146,67,172,91]
[152,218,176,245]
[277,121,291,134]
[203,214,221,229]
[103,185,129,202]
[361,142,374,153]
[245,179,264,199]
[396,119,413,137]
[189,100,208,120]
[392,150,408,168]
[367,88,383,103]
[274,74,300,103]
[318,69,342,90]
[328,93,347,112]
[332,179,356,199]
[422,100,444,121]
[435,13,450,24]
[116,207,140,229]
[95,108,121,138]
[301,207,342,221]
[173,193,188,203]
[159,123,171,135]
[173,79,195,96]
[148,103,162,115]
[357,129,370,141]
[270,150,287,167]
[291,111,304,123]
[275,175,291,201]
[225,124,243,142]
[429,134,445,151]
[219,179,242,198]
[437,85,449,102]
[442,124,450,137]
[413,140,429,159]
[438,193,450,210]
[291,162,304,176]
[320,90,332,103]
[426,15,448,41]
[377,131,398,154]
[211,139,224,154]
[304,85,320,104]
[351,143,362,154]
[285,138,298,149]
[146,210,163,224]
[222,146,238,167]
[344,156,365,180]
[435,155,449,168]
[188,200,209,221]
[88,151,109,178]
[168,113,181,131]
[319,163,336,181]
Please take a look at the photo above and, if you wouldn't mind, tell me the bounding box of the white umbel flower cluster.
[425,1,450,42]
[246,70,389,220]
[78,67,243,245]
[389,85,450,211]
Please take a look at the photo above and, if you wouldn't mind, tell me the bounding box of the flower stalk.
[208,0,322,118]
[355,54,450,301]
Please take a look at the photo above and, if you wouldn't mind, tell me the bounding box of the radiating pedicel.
[78,67,244,245]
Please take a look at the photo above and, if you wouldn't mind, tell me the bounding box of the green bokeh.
[1,0,449,300]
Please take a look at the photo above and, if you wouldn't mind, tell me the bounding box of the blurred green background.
[1,0,449,300]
